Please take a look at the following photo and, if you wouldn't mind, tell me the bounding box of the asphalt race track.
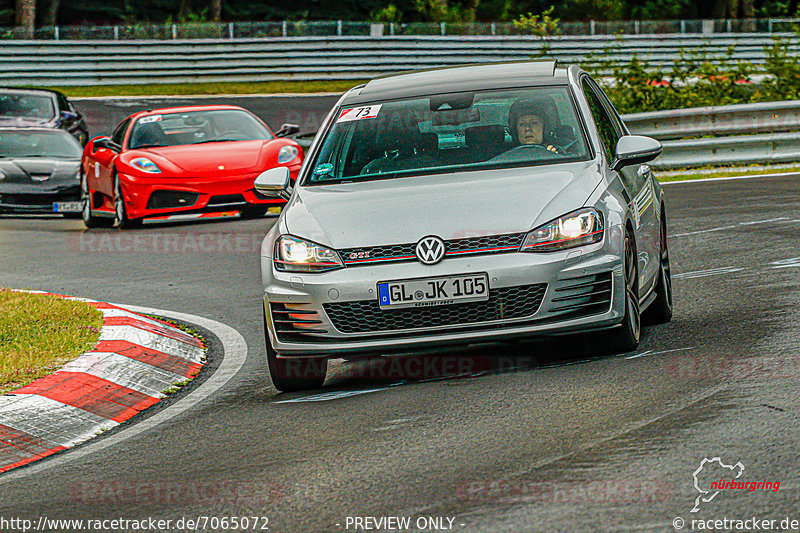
[1,173,799,532]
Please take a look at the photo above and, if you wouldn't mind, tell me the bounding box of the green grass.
[0,290,103,395]
[658,164,800,182]
[33,80,366,98]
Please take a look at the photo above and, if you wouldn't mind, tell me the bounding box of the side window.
[111,118,131,147]
[56,93,69,112]
[581,78,621,162]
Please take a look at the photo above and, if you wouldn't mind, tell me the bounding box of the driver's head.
[508,99,549,145]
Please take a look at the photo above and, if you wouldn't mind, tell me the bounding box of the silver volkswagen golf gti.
[257,61,673,391]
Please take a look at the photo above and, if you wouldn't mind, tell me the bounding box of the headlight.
[521,208,604,252]
[274,235,343,273]
[131,157,161,173]
[277,145,299,164]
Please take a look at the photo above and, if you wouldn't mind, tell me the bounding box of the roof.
[342,61,567,105]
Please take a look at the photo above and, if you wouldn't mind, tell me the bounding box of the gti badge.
[415,236,446,265]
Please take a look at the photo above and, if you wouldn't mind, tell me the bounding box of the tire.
[643,208,673,325]
[263,309,327,392]
[81,168,111,229]
[239,205,269,219]
[603,227,641,353]
[112,173,141,229]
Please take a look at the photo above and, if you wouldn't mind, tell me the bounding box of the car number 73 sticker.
[336,105,382,123]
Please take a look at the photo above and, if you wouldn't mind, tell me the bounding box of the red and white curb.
[0,292,206,473]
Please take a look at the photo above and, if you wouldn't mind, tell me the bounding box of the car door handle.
[637,165,651,177]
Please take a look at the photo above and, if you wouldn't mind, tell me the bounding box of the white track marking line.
[662,171,800,185]
[0,304,247,483]
[672,217,794,238]
[274,388,389,404]
[673,267,743,279]
[626,347,695,360]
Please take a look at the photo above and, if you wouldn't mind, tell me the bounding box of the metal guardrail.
[2,18,800,40]
[623,101,800,169]
[1,34,799,87]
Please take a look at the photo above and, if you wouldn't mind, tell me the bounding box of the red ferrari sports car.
[80,105,303,228]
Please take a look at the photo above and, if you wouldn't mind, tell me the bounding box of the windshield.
[128,109,274,149]
[0,130,82,159]
[304,86,591,185]
[0,92,56,120]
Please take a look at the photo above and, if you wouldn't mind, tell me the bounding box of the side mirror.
[254,167,291,200]
[60,110,78,121]
[611,135,662,172]
[274,123,300,138]
[92,137,121,153]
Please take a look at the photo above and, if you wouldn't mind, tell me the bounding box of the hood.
[0,157,80,191]
[140,140,266,175]
[284,161,603,249]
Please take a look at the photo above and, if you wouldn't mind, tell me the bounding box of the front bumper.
[0,185,80,214]
[120,163,301,219]
[261,225,627,357]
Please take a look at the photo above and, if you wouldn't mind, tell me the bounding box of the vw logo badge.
[415,236,445,265]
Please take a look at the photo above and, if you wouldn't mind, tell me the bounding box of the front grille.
[340,232,527,266]
[270,303,328,343]
[324,284,547,334]
[0,190,78,207]
[547,272,613,320]
[208,193,246,206]
[146,190,198,210]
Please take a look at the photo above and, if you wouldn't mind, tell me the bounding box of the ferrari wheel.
[81,169,110,229]
[113,173,141,229]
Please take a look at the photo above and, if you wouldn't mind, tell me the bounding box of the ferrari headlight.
[521,208,604,252]
[277,145,299,164]
[131,157,161,173]
[274,235,343,273]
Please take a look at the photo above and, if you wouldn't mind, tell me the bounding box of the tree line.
[2,0,798,32]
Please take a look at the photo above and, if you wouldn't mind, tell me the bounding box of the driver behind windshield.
[508,99,562,154]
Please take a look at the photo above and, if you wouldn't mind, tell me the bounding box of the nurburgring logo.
[691,457,781,513]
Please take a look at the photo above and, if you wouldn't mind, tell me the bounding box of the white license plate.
[53,201,82,213]
[378,273,489,309]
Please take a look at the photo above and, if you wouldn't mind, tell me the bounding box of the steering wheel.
[510,143,561,156]
[209,129,244,141]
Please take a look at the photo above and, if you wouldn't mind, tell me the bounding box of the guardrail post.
[491,22,495,36]
[590,20,595,36]
[54,26,59,40]
[390,22,395,35]
[228,22,234,39]
[440,22,446,36]
[726,19,732,32]
[634,20,640,34]
[680,20,685,33]
[114,25,119,40]
[337,20,342,36]
[171,24,177,39]
[768,18,773,32]
[282,20,287,37]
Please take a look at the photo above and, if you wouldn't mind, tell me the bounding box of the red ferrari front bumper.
[118,164,301,220]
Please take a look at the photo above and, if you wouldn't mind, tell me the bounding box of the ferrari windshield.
[0,92,56,121]
[0,129,81,159]
[128,109,274,149]
[305,86,591,185]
